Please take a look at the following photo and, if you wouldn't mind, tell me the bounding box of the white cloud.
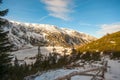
[39,15,49,22]
[41,0,73,20]
[98,23,120,34]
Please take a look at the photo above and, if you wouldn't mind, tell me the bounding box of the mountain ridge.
[3,20,97,50]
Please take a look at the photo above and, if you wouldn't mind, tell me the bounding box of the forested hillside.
[77,31,120,54]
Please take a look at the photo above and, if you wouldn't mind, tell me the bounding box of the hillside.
[2,20,96,50]
[77,31,120,53]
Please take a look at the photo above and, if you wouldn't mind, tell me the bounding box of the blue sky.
[1,0,120,38]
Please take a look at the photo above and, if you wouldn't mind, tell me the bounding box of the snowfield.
[34,60,120,80]
[12,46,71,64]
[105,60,120,80]
[35,69,93,80]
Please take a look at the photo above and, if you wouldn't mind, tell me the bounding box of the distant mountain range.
[77,31,120,52]
[3,20,96,50]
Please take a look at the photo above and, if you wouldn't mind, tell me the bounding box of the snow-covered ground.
[35,68,93,80]
[34,60,120,80]
[12,46,71,64]
[105,60,120,80]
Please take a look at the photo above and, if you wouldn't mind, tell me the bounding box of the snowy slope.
[34,60,120,80]
[2,20,96,50]
[35,69,92,80]
[3,20,47,50]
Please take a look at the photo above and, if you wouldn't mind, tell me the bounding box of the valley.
[2,20,120,80]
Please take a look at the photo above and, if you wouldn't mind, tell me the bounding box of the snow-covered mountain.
[3,20,96,50]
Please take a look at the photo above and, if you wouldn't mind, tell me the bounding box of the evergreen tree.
[0,0,13,79]
[14,56,19,67]
[70,45,77,62]
[34,46,43,70]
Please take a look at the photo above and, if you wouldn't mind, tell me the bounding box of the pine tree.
[14,56,19,67]
[34,46,43,70]
[0,0,13,79]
